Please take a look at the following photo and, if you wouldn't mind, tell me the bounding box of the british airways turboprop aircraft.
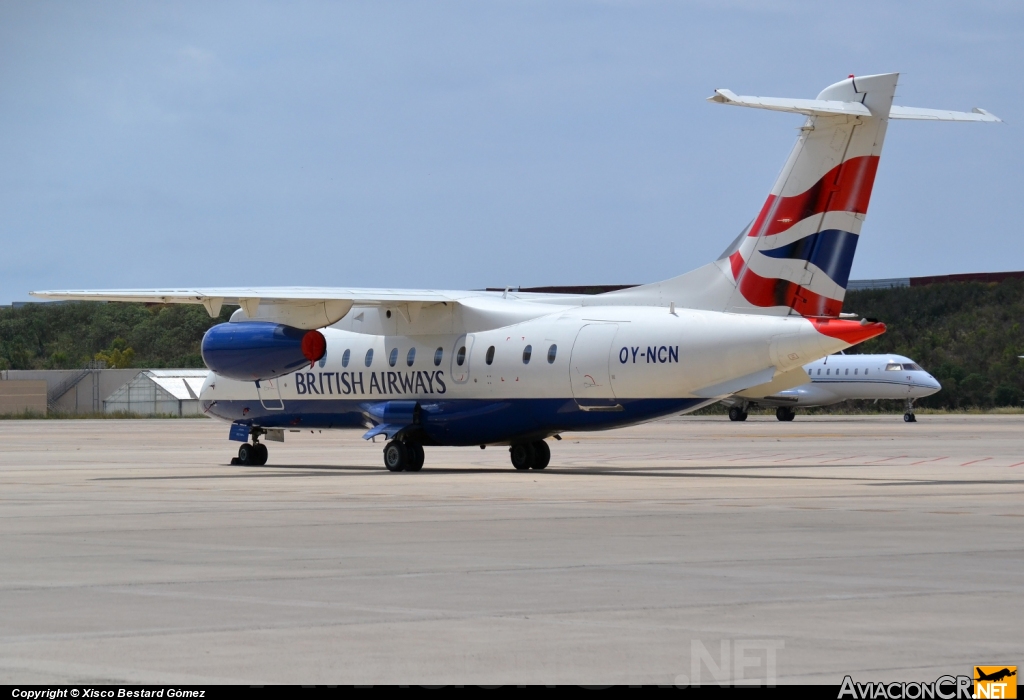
[722,353,941,422]
[32,73,998,471]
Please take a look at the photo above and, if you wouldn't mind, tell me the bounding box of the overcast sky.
[1,0,1020,303]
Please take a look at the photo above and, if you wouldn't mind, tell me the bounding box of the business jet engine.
[201,322,326,382]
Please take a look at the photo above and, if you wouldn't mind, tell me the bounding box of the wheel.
[776,407,795,422]
[405,443,424,471]
[728,406,745,422]
[509,442,535,470]
[254,443,269,465]
[531,440,550,470]
[238,443,256,466]
[904,412,916,423]
[383,440,408,471]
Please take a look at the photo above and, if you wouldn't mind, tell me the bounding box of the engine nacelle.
[201,322,326,382]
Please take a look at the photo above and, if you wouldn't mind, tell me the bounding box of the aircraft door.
[569,324,620,410]
[450,334,475,384]
[256,378,284,410]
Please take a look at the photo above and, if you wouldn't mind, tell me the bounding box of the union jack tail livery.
[605,72,999,317]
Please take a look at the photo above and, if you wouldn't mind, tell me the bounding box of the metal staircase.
[46,361,106,412]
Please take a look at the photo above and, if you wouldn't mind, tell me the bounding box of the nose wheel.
[234,441,268,466]
[904,398,917,422]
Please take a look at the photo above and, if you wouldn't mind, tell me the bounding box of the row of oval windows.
[810,363,922,377]
[337,344,560,368]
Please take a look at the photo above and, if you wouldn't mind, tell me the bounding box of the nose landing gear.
[904,398,918,423]
[232,428,269,466]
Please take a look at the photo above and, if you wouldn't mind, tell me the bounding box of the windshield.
[902,363,923,371]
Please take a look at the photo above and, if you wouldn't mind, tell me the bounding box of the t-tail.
[602,72,1000,317]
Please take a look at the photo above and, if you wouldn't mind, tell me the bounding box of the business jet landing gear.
[728,405,748,422]
[510,440,550,470]
[383,440,425,472]
[775,406,796,422]
[904,399,918,423]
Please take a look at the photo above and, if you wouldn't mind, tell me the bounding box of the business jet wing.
[30,286,477,329]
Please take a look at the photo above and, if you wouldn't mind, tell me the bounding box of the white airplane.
[32,73,998,471]
[723,353,941,423]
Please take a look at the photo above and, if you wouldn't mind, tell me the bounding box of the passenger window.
[365,349,374,367]
[817,369,821,375]
[845,369,849,376]
[485,346,495,365]
[854,368,858,375]
[407,347,416,367]
[389,348,398,367]
[342,349,351,367]
[434,347,443,366]
[456,346,466,366]
[523,345,532,364]
[826,369,830,375]
[548,344,557,363]
[885,363,901,371]
[807,369,812,376]
[865,368,870,375]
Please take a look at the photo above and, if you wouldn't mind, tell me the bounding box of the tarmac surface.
[0,415,1021,685]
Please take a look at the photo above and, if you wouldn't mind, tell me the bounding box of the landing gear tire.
[904,412,917,423]
[237,443,256,466]
[728,406,748,422]
[776,407,796,422]
[254,443,269,465]
[510,442,536,470]
[531,440,550,470]
[406,443,425,471]
[383,440,408,472]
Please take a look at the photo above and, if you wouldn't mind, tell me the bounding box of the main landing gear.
[383,439,425,472]
[775,406,796,422]
[509,440,551,471]
[728,405,748,422]
[904,398,918,423]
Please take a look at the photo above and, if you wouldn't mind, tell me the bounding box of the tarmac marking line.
[960,458,992,467]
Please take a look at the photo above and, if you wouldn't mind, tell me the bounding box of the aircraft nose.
[925,374,941,392]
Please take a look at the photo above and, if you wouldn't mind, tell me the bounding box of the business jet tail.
[603,73,999,317]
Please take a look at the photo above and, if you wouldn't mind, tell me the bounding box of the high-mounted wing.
[30,287,466,329]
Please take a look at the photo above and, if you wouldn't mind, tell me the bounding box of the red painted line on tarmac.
[728,453,783,462]
[773,453,827,462]
[864,455,908,464]
[821,456,858,463]
[909,456,947,465]
[1007,461,1024,468]
[960,457,992,466]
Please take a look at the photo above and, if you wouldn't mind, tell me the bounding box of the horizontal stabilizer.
[888,105,1002,122]
[709,89,1001,123]
[707,89,871,117]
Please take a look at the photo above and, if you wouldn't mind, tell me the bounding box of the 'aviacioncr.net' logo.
[974,666,1017,699]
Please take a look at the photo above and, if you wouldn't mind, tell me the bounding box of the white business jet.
[32,73,997,471]
[723,353,941,423]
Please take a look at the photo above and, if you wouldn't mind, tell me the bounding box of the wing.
[30,286,477,329]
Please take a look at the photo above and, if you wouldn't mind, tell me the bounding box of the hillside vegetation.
[1,278,1022,408]
[0,302,233,370]
[844,279,1024,408]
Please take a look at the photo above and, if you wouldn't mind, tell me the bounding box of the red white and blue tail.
[603,73,999,317]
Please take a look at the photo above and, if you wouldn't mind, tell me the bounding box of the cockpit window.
[902,363,923,371]
[885,363,902,371]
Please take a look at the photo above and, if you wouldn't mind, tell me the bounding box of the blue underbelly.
[204,397,710,446]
